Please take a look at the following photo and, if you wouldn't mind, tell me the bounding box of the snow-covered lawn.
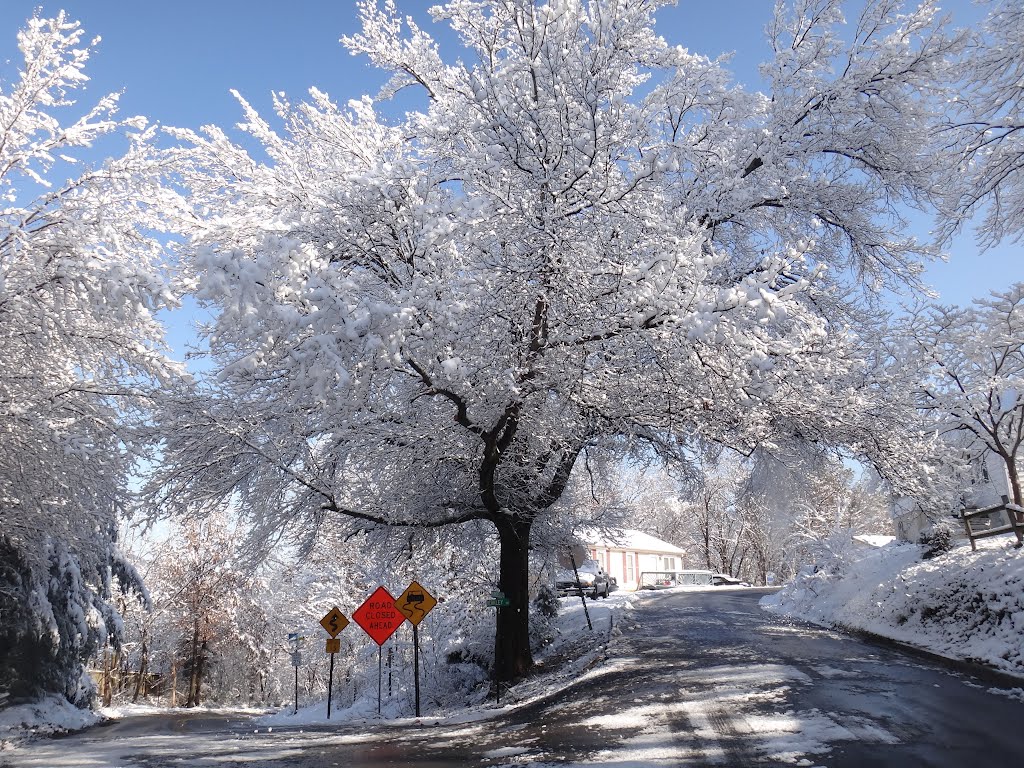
[762,537,1024,678]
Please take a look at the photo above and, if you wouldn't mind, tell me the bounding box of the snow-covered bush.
[528,584,562,653]
[0,536,144,708]
[534,585,560,621]
[919,523,956,560]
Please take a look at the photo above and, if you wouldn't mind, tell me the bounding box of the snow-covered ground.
[762,537,1024,679]
[6,582,1024,767]
[0,699,270,750]
[0,696,100,742]
[260,587,641,728]
[0,588,641,750]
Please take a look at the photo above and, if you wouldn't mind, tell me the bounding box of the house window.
[662,556,676,571]
[626,553,635,582]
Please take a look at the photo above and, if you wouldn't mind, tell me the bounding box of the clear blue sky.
[1,0,1019,357]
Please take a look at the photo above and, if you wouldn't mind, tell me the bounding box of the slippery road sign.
[396,581,437,626]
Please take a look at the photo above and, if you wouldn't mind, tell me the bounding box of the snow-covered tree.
[904,284,1024,513]
[0,13,180,705]
[147,514,251,708]
[150,0,963,682]
[944,0,1024,246]
[626,444,892,584]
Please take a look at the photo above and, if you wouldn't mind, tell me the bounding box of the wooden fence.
[960,495,1024,550]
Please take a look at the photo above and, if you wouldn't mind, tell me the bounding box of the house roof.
[581,528,685,556]
[852,534,896,548]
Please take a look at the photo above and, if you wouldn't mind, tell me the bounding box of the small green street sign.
[490,590,505,599]
[486,598,510,607]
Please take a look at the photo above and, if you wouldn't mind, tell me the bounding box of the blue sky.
[1,0,1019,357]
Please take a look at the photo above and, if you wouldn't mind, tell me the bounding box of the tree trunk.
[492,516,534,684]
[101,645,112,707]
[170,657,177,707]
[185,620,200,707]
[132,636,148,703]
[1003,454,1023,522]
[192,639,208,707]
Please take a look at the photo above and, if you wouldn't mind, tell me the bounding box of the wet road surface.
[6,588,1024,766]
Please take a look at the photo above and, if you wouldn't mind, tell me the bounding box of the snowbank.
[762,538,1024,678]
[0,695,100,746]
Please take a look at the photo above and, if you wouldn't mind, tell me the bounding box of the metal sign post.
[486,589,510,704]
[319,608,349,721]
[352,587,406,718]
[327,650,335,718]
[412,624,421,715]
[288,630,304,714]
[290,650,302,714]
[327,651,335,720]
[325,637,341,718]
[395,581,438,718]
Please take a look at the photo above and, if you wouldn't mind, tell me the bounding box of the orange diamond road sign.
[325,638,341,654]
[352,586,405,645]
[320,607,349,638]
[396,581,437,626]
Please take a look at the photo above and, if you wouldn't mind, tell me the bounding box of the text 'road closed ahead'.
[352,586,405,645]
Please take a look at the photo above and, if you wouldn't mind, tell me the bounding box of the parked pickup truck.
[554,559,611,599]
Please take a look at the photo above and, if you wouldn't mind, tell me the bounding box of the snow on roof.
[852,534,897,548]
[580,528,685,555]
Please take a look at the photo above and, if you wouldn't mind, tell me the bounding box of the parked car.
[555,559,611,598]
[712,573,752,587]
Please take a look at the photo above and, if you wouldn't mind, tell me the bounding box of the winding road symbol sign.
[396,581,437,626]
[320,607,349,638]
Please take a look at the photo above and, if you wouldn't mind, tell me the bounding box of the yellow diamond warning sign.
[320,607,349,638]
[396,581,437,626]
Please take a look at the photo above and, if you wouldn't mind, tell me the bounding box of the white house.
[578,529,687,591]
[894,450,1015,543]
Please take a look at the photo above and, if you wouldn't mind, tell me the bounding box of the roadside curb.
[837,624,1024,690]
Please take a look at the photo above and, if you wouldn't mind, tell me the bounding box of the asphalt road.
[7,588,1024,767]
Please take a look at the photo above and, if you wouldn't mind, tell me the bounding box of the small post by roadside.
[325,637,341,719]
[317,607,349,719]
[568,549,593,631]
[412,624,421,717]
[485,586,511,704]
[288,630,305,715]
[394,581,437,719]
